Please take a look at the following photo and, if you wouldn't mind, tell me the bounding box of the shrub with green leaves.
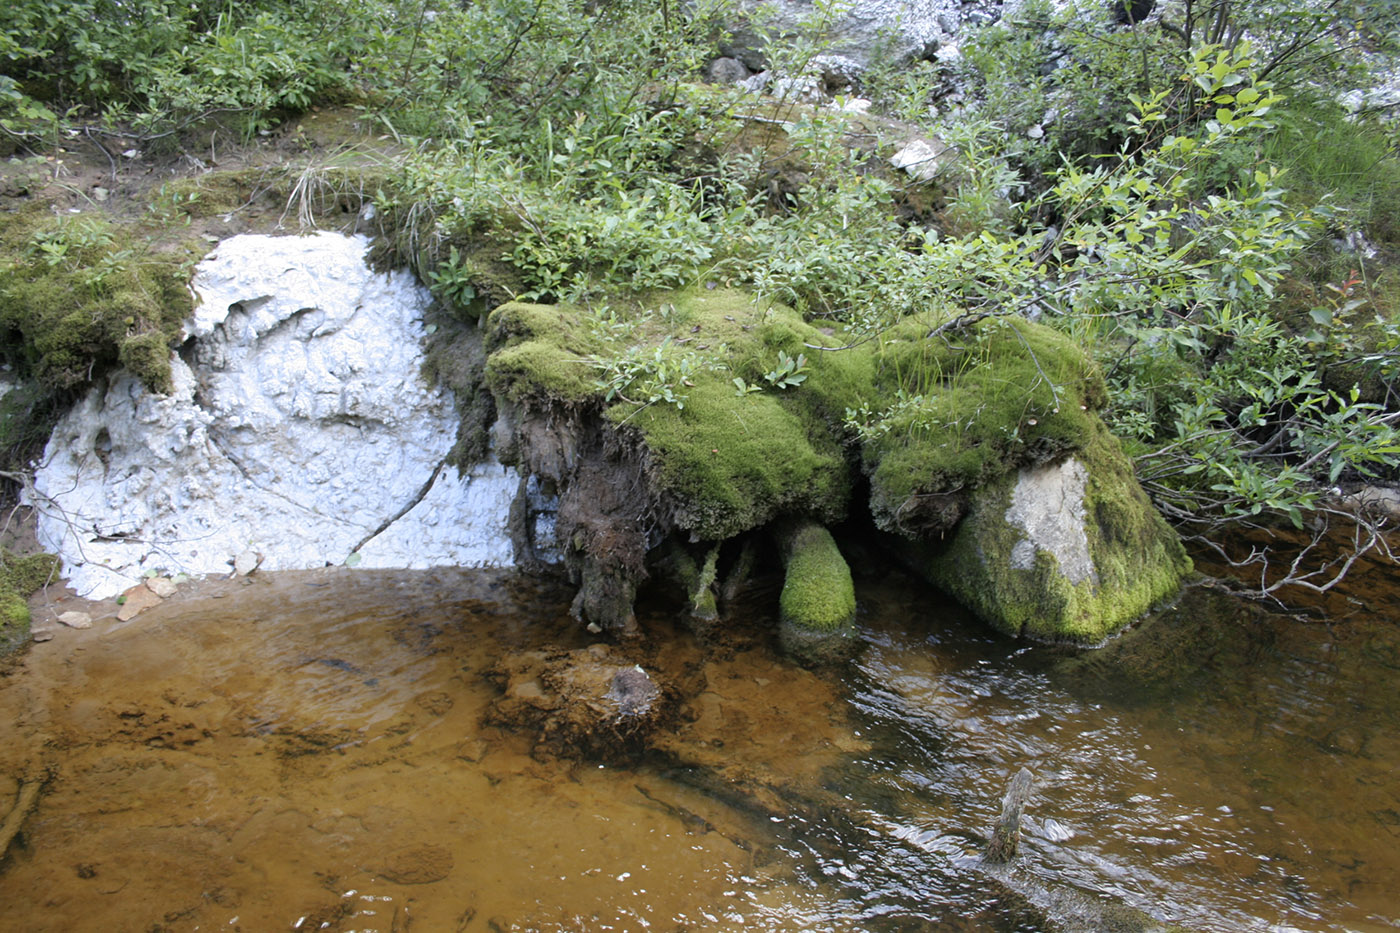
[1,0,357,136]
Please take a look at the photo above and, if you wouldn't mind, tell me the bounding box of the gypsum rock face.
[31,232,520,598]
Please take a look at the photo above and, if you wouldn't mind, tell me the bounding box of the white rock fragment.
[57,611,93,629]
[233,550,263,577]
[890,137,957,183]
[146,577,179,598]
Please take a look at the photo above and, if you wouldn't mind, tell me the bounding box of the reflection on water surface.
[1,565,1397,932]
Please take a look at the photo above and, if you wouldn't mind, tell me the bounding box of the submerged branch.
[0,767,53,864]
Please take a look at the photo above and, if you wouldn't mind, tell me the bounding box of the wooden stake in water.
[986,767,1035,864]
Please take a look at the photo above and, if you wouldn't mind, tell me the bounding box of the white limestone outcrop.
[30,232,519,598]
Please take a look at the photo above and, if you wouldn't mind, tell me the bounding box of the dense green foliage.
[1,0,356,136]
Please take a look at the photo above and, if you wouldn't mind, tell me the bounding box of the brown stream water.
[0,564,1397,932]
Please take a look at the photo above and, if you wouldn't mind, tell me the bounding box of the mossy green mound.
[926,424,1192,643]
[486,288,864,540]
[0,549,61,657]
[619,379,851,539]
[777,520,858,664]
[485,301,605,405]
[858,314,1106,537]
[479,285,1185,640]
[0,207,194,394]
[483,289,1117,547]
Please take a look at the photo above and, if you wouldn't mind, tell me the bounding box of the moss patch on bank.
[619,380,852,539]
[0,206,194,394]
[0,549,61,657]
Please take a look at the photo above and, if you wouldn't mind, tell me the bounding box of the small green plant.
[764,350,808,389]
[427,247,479,314]
[147,184,202,226]
[593,337,711,410]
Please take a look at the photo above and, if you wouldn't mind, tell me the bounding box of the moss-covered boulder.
[924,425,1192,642]
[777,520,858,663]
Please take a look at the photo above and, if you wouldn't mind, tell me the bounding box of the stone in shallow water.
[56,611,92,629]
[927,438,1191,643]
[485,646,674,761]
[373,844,454,885]
[116,584,162,622]
[233,551,261,577]
[145,577,178,598]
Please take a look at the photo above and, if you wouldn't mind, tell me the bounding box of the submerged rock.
[372,844,454,885]
[56,611,92,629]
[484,645,674,761]
[116,582,163,621]
[29,233,520,598]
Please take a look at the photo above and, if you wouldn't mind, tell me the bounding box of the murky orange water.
[2,564,1399,932]
[0,569,860,932]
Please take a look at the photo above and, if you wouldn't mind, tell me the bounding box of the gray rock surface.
[730,0,959,69]
[1004,458,1097,586]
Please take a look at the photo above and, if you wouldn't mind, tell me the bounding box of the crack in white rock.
[350,458,450,556]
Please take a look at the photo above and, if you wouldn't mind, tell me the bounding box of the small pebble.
[234,550,263,576]
[146,577,178,599]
